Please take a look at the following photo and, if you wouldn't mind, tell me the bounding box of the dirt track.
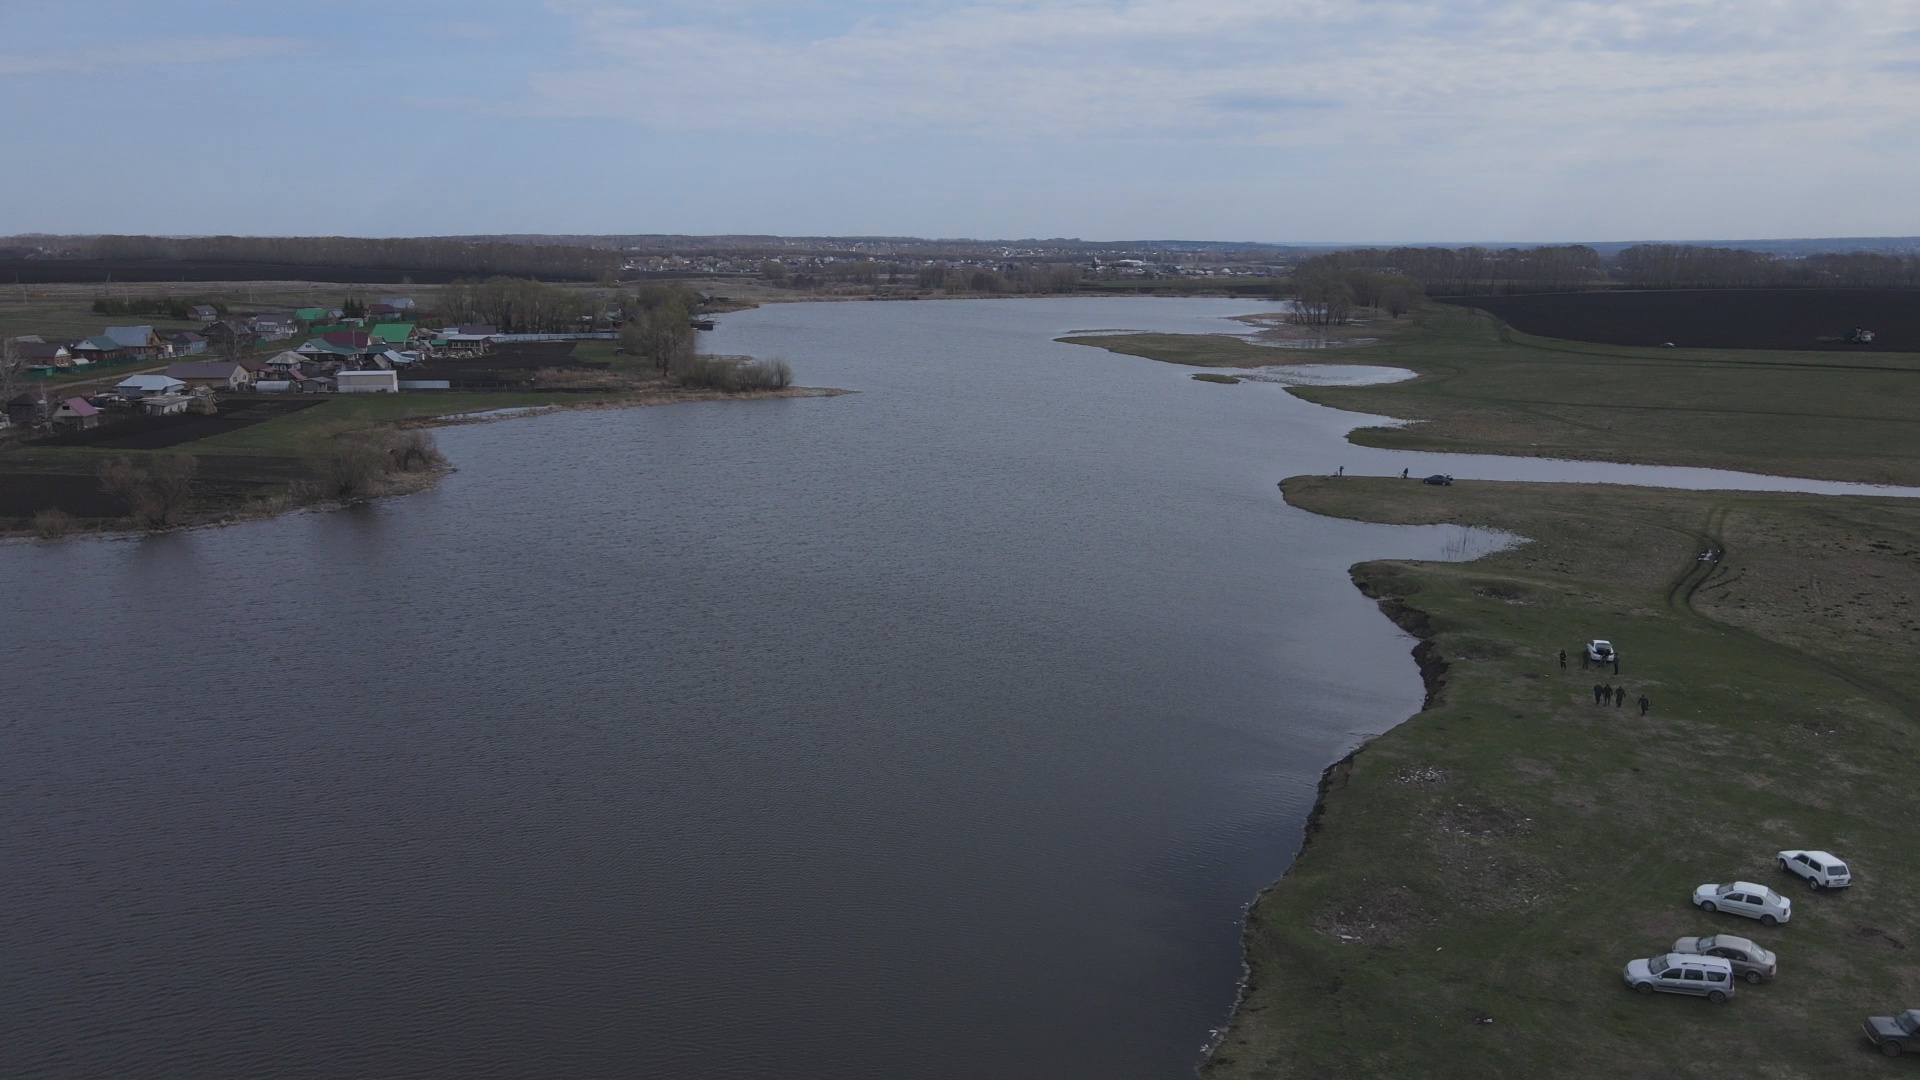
[1439,288,1920,351]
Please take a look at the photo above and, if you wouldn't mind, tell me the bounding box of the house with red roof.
[52,397,100,430]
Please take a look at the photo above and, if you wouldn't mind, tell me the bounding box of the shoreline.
[2,385,851,542]
[1201,519,1455,1072]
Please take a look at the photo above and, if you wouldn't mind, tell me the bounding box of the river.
[2,298,1908,1079]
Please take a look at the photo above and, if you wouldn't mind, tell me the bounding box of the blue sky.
[4,0,1919,242]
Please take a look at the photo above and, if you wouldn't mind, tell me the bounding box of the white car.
[1622,953,1736,1002]
[1586,639,1616,664]
[1778,849,1851,890]
[1693,881,1791,926]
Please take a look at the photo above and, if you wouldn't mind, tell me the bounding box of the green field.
[1205,478,1920,1078]
[1064,306,1920,486]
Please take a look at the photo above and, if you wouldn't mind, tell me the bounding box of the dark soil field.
[1441,288,1920,351]
[0,454,307,521]
[36,398,326,451]
[417,342,612,387]
[0,259,593,285]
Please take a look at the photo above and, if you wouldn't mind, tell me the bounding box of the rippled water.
[3,298,1903,1079]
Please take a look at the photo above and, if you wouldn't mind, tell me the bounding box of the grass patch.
[1071,305,1920,487]
[1059,332,1286,368]
[1192,372,1242,384]
[1205,476,1920,1078]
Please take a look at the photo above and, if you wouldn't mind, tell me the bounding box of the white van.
[1623,953,1736,1002]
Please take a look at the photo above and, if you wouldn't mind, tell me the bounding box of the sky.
[3,0,1919,242]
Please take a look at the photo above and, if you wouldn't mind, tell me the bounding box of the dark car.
[1866,1009,1920,1056]
[1423,474,1453,486]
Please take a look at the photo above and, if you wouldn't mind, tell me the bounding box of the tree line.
[90,296,230,319]
[1612,246,1920,289]
[1295,244,1920,295]
[1293,246,1603,296]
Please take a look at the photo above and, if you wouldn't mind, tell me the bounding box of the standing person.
[1593,683,1605,705]
[1402,467,1410,479]
[1615,686,1626,708]
[1638,694,1651,716]
[1582,648,1590,669]
[1337,465,1345,477]
[1612,656,1620,676]
[1558,649,1567,670]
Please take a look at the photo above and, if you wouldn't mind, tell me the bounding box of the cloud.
[0,36,299,77]
[519,0,1920,156]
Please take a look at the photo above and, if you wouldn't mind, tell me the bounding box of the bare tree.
[0,335,23,408]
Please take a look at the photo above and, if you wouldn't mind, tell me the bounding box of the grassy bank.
[0,385,838,537]
[1065,305,1920,486]
[1206,477,1920,1078]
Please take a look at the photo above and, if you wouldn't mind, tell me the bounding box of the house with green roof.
[293,307,330,324]
[369,322,416,346]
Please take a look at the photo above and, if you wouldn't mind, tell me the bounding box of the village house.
[6,388,52,426]
[71,335,130,364]
[12,340,73,369]
[250,313,296,339]
[116,373,189,400]
[52,397,100,430]
[187,304,219,322]
[104,325,165,358]
[164,360,253,391]
[158,329,208,355]
[138,394,192,416]
[369,322,416,347]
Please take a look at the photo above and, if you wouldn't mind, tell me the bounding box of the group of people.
[1592,682,1650,715]
[1559,648,1650,715]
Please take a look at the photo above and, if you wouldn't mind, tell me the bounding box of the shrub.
[673,355,793,391]
[734,357,793,390]
[97,454,197,529]
[32,508,75,539]
[390,429,445,472]
[305,432,390,500]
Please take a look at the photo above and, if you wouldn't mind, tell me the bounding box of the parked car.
[1865,1009,1920,1056]
[1779,849,1852,890]
[1422,474,1453,486]
[1585,639,1616,664]
[1622,953,1736,1002]
[1672,933,1776,984]
[1693,881,1792,925]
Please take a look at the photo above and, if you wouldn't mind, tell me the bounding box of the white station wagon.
[1623,953,1736,1002]
[1693,881,1792,925]
[1778,849,1851,890]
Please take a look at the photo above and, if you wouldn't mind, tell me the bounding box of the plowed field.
[1441,288,1920,351]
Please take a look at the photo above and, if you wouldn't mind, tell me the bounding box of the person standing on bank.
[1558,649,1567,669]
[1639,694,1650,716]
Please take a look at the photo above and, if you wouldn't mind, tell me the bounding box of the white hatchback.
[1693,881,1792,926]
[1778,849,1851,890]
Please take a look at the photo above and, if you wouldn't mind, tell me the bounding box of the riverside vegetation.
[1070,306,1920,1076]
